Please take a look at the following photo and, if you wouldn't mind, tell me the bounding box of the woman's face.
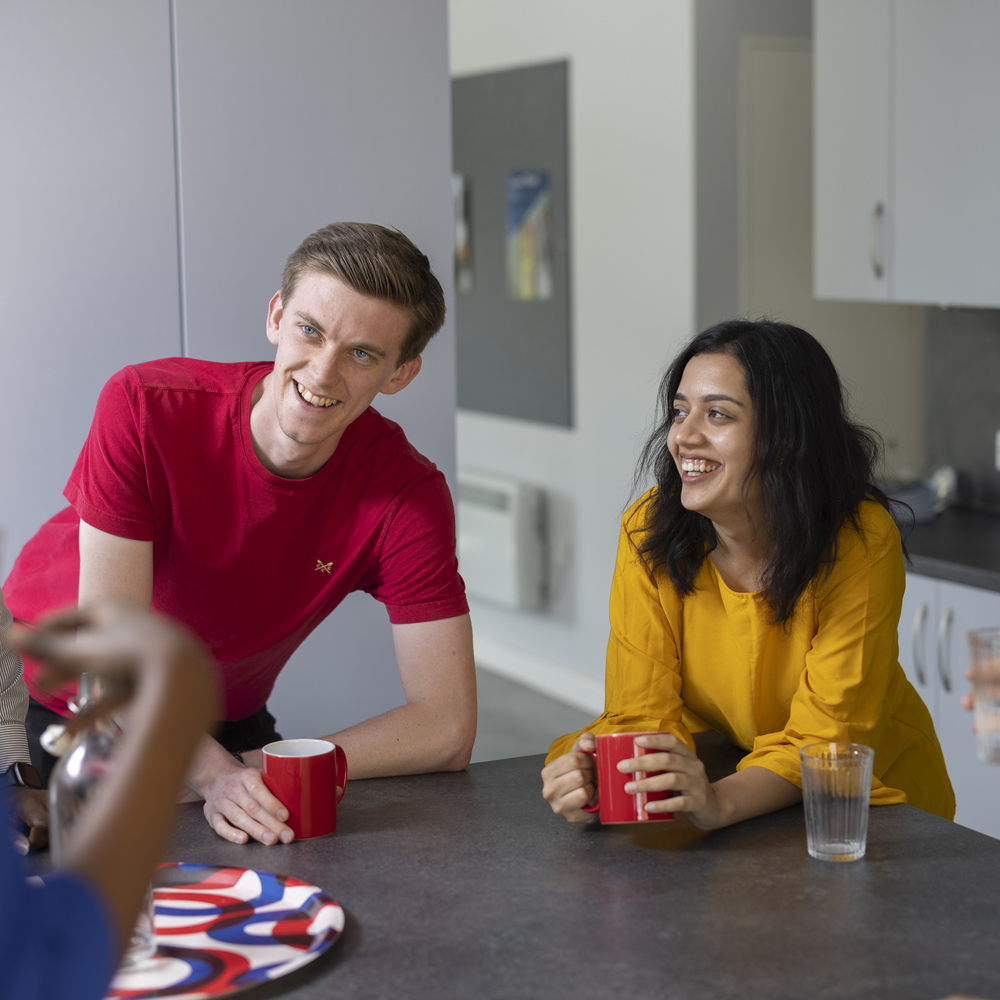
[666,352,759,530]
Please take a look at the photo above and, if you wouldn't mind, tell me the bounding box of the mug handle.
[334,744,348,803]
[580,748,600,814]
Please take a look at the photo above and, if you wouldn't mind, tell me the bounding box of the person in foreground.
[4,222,476,848]
[542,319,955,828]
[0,601,215,999]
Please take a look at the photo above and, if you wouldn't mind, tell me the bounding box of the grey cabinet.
[814,0,1000,308]
[0,1,456,739]
[900,572,1000,838]
[0,0,182,563]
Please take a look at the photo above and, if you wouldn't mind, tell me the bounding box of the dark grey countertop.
[164,735,1000,1000]
[907,506,1000,591]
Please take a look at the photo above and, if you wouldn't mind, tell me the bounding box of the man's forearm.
[242,699,476,780]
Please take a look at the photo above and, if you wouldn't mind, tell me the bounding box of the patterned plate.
[105,862,344,999]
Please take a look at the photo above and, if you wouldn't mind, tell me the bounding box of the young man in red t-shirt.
[4,222,476,847]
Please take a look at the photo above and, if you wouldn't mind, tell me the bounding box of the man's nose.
[313,350,343,388]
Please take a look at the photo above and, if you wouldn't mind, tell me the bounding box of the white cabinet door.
[813,0,892,301]
[932,580,1000,838]
[899,572,937,717]
[893,1,1000,308]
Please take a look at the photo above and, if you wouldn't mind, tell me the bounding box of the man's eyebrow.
[672,391,744,406]
[294,310,326,333]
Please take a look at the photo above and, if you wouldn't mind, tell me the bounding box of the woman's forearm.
[696,765,802,830]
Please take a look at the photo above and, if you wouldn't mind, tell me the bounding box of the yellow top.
[547,497,955,819]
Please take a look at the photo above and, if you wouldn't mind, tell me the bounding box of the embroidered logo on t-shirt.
[315,559,333,575]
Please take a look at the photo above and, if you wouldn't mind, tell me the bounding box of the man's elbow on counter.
[436,715,477,772]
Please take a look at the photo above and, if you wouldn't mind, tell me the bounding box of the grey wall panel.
[173,0,457,473]
[172,0,457,737]
[0,0,182,571]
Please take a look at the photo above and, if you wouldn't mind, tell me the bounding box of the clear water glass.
[799,742,875,862]
[968,628,1000,764]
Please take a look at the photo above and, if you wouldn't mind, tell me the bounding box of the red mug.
[261,739,348,840]
[582,731,674,824]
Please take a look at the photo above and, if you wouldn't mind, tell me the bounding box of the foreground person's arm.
[13,603,215,957]
[190,614,477,846]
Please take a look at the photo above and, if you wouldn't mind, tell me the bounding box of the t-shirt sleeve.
[63,367,155,541]
[362,472,469,624]
[0,817,116,1000]
[546,513,695,762]
[737,509,906,794]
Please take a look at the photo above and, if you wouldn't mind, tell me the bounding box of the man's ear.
[379,355,422,396]
[265,291,283,346]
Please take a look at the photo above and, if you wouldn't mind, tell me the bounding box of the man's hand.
[197,751,293,846]
[9,787,49,854]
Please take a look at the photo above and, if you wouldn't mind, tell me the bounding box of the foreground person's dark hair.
[634,319,893,626]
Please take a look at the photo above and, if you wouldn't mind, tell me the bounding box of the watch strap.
[2,762,43,789]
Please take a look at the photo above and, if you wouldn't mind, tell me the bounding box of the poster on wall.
[452,173,474,296]
[505,169,553,301]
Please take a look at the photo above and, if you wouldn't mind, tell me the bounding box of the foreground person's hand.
[541,733,598,823]
[199,755,294,846]
[9,787,49,854]
[620,733,722,828]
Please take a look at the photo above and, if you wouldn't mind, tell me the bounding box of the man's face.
[254,270,421,477]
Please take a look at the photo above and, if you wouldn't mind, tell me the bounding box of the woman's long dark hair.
[634,319,893,626]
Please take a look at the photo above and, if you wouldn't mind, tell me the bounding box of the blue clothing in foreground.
[1,788,115,1000]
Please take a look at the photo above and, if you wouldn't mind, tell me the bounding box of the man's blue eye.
[301,325,316,336]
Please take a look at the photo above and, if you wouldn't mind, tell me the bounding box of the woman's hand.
[541,733,598,823]
[620,733,726,829]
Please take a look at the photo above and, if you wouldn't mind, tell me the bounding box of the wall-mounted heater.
[457,471,546,610]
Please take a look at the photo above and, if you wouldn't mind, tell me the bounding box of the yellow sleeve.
[737,506,907,799]
[545,510,695,762]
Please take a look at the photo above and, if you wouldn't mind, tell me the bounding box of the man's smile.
[295,380,337,408]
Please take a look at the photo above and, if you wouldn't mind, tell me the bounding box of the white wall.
[450,0,696,711]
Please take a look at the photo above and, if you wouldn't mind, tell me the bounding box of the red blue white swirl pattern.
[105,862,344,999]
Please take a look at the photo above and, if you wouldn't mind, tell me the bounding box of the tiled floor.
[469,667,594,764]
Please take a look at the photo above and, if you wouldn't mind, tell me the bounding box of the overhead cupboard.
[814,0,1000,307]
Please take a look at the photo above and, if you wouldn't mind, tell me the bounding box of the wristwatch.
[1,762,43,789]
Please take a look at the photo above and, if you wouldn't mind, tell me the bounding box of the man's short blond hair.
[281,222,446,365]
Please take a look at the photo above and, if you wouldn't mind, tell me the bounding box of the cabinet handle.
[868,201,885,279]
[911,601,928,686]
[936,606,953,694]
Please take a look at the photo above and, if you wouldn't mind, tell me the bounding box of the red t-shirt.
[4,358,468,720]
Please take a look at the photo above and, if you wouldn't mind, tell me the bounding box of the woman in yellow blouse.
[542,320,954,828]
